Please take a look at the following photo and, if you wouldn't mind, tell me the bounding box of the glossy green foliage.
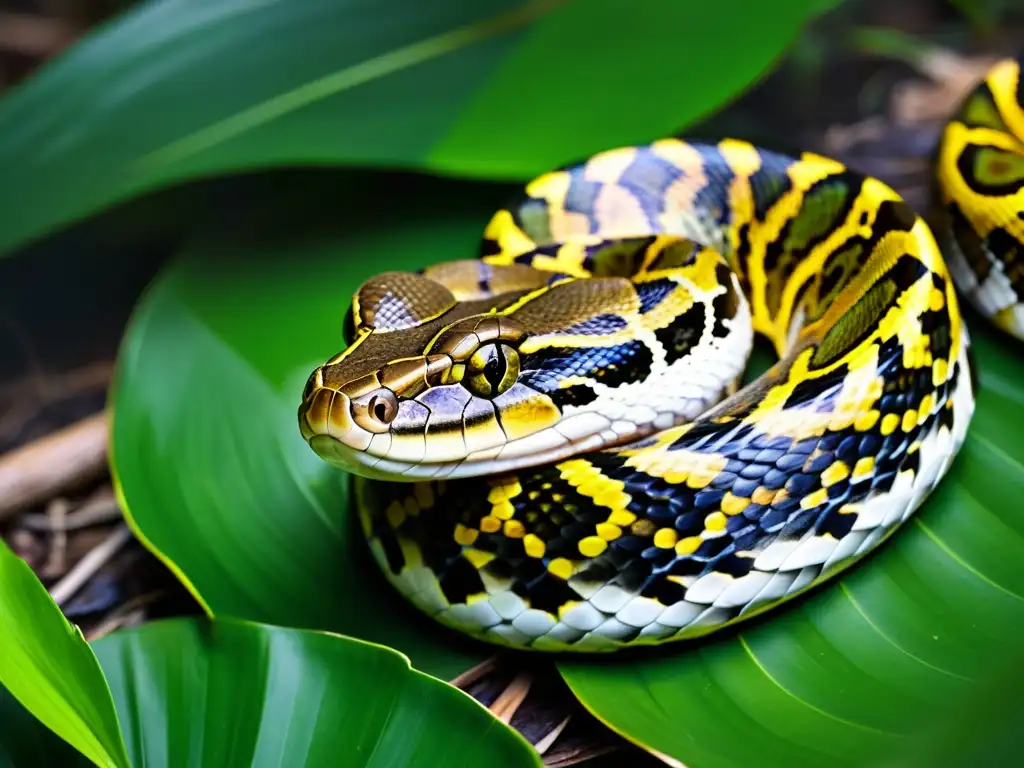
[90,619,542,767]
[0,536,541,767]
[0,671,91,768]
[0,541,129,768]
[0,0,836,256]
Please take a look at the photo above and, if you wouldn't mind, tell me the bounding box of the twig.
[40,497,69,578]
[19,486,121,532]
[543,744,619,768]
[449,654,501,689]
[0,12,77,57]
[0,412,109,520]
[84,587,167,642]
[49,523,133,606]
[0,360,114,403]
[534,715,572,756]
[7,528,44,570]
[85,607,147,642]
[488,671,533,725]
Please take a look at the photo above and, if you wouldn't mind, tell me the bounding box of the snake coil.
[296,57,1024,652]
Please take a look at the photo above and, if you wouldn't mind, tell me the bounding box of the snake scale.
[297,57,1024,652]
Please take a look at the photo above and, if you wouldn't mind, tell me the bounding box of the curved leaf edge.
[97,615,545,767]
[0,539,130,768]
[106,289,217,621]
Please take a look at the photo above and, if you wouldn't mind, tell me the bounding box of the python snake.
[297,57,1024,652]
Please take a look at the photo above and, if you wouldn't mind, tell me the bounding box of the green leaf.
[0,616,543,768]
[558,319,1024,766]
[0,686,90,768]
[88,618,542,767]
[0,541,130,768]
[894,646,1024,768]
[0,0,836,257]
[110,175,512,681]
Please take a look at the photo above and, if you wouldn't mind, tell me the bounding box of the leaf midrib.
[132,0,570,173]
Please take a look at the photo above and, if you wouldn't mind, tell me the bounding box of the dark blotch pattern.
[616,151,686,230]
[519,341,654,393]
[654,302,707,364]
[749,152,796,220]
[563,313,628,336]
[957,143,1024,197]
[636,278,677,314]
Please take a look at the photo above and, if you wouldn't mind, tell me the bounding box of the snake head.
[299,258,751,480]
[298,269,568,480]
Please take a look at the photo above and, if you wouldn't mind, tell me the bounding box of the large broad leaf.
[0,679,92,768]
[558,319,1024,767]
[109,174,513,680]
[0,541,130,768]
[0,545,541,768]
[88,618,542,767]
[0,0,836,257]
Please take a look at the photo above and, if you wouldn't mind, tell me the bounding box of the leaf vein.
[838,583,970,681]
[737,635,896,736]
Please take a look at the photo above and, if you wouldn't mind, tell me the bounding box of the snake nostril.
[352,388,398,432]
[369,392,397,424]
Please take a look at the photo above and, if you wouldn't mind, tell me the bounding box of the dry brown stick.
[544,744,619,768]
[534,714,572,756]
[49,523,133,606]
[488,670,533,725]
[85,607,147,643]
[0,360,114,402]
[0,411,109,520]
[19,486,120,532]
[85,588,165,641]
[449,654,501,689]
[41,497,69,578]
[0,396,35,445]
[84,588,166,642]
[0,12,77,57]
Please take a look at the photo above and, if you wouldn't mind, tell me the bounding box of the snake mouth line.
[299,383,687,481]
[304,426,640,481]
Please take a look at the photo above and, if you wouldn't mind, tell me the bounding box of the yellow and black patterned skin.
[295,60,1024,652]
[934,57,1024,338]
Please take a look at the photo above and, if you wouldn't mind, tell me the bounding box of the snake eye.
[352,388,399,432]
[465,343,520,399]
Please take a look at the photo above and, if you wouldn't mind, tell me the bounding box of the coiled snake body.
[297,58,1024,652]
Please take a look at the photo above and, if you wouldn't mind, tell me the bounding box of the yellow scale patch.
[451,477,527,552]
[558,459,636,562]
[621,441,728,487]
